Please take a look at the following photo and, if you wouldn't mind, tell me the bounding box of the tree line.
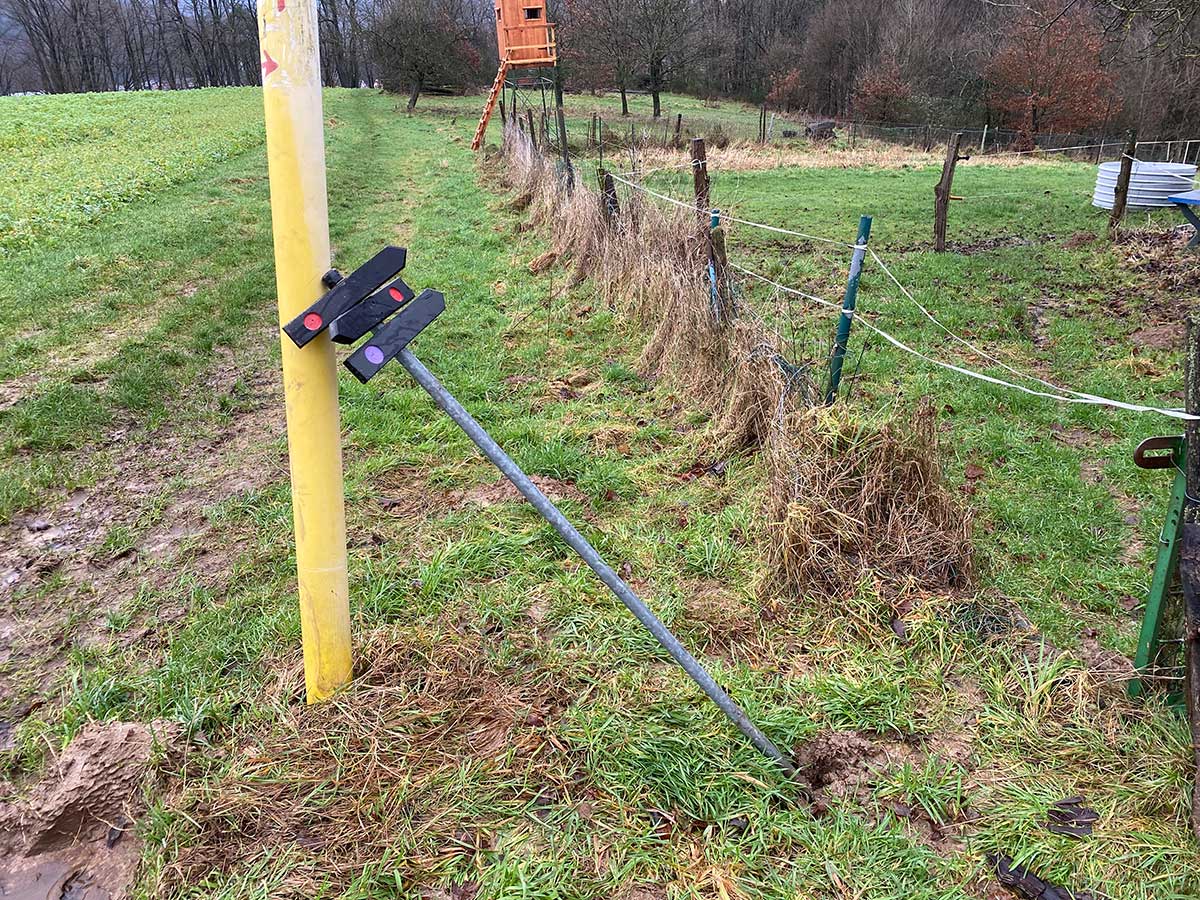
[2,0,1198,141]
[562,0,1200,141]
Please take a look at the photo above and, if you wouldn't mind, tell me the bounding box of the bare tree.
[628,0,699,116]
[562,0,641,114]
[368,0,481,110]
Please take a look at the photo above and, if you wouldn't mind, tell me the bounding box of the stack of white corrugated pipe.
[1092,160,1197,209]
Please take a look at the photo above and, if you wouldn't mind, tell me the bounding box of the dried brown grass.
[162,624,583,896]
[632,142,1073,173]
[501,123,972,598]
[764,399,972,594]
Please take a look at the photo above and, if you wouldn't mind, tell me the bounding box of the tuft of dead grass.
[500,124,972,598]
[162,625,584,896]
[764,399,972,594]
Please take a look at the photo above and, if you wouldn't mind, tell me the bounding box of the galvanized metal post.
[395,348,796,776]
[826,215,873,405]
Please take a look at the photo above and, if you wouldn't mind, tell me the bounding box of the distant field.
[0,88,266,253]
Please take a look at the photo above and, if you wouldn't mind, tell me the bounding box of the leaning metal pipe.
[397,349,797,776]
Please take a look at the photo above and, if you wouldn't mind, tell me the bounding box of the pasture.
[0,86,1198,899]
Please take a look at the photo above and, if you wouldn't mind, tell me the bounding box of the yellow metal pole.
[256,0,352,701]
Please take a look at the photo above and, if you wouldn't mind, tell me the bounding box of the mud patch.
[1026,301,1052,349]
[374,466,444,519]
[0,333,285,725]
[793,730,880,801]
[1131,322,1182,352]
[1078,628,1136,687]
[0,373,43,413]
[680,579,761,661]
[0,720,173,900]
[949,234,1038,256]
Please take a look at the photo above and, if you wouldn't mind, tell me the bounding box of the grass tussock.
[501,124,972,598]
[765,400,972,594]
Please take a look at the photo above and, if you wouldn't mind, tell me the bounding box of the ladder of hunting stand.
[472,60,510,151]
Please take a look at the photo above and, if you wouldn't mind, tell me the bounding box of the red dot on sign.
[303,312,322,331]
[389,287,405,303]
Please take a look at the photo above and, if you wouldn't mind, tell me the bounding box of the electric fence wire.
[732,262,1197,421]
[979,138,1199,159]
[866,247,1148,407]
[545,129,1197,421]
[613,161,696,178]
[1123,154,1198,184]
[608,172,862,249]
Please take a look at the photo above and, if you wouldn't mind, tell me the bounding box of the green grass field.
[0,86,1198,899]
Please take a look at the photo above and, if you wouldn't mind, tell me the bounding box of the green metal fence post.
[1130,446,1187,702]
[826,215,873,404]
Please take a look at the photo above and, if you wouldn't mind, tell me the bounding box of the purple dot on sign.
[364,346,384,365]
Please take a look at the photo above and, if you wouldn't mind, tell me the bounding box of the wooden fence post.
[674,113,682,145]
[759,105,767,144]
[1110,129,1137,237]
[691,138,710,231]
[934,132,966,253]
[526,109,537,151]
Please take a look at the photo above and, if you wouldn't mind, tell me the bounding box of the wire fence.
[502,85,1200,165]
[498,95,1195,424]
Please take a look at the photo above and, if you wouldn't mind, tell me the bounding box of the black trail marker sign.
[284,245,408,347]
